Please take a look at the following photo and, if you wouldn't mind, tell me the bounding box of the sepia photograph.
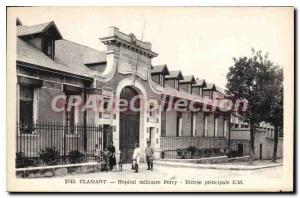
[6,6,294,192]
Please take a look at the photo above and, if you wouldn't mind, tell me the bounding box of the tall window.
[159,75,164,86]
[65,95,76,134]
[192,112,196,136]
[214,117,218,137]
[43,37,54,59]
[176,112,182,137]
[174,80,178,90]
[223,119,228,137]
[204,115,208,137]
[47,40,53,57]
[149,104,156,117]
[20,86,34,124]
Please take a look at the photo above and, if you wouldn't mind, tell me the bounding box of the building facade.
[16,20,240,165]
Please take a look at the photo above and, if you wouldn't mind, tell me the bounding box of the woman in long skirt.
[108,142,116,170]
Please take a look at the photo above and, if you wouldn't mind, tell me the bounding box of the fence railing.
[160,136,228,159]
[16,122,112,168]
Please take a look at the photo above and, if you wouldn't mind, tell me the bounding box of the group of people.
[131,141,154,173]
[95,141,154,173]
[95,142,116,171]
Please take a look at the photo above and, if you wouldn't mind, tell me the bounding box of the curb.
[154,161,283,170]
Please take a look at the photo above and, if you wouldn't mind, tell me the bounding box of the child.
[102,147,111,172]
[94,144,101,163]
[132,143,140,173]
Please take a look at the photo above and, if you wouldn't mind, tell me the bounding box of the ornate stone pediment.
[118,48,151,80]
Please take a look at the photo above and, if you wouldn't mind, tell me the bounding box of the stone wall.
[230,127,283,160]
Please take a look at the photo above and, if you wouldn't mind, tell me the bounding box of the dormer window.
[159,75,164,86]
[165,70,183,90]
[43,36,55,59]
[17,21,62,60]
[179,75,196,93]
[175,80,179,90]
[151,65,169,87]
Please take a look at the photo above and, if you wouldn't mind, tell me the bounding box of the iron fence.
[160,136,228,159]
[16,122,112,168]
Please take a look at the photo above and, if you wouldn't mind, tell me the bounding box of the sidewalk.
[154,160,283,170]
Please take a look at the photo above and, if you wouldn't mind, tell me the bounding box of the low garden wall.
[16,162,100,178]
[161,155,251,164]
[228,156,250,162]
[161,156,228,164]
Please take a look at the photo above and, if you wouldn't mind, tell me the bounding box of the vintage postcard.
[6,6,294,192]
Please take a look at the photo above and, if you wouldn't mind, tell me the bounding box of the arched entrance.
[119,86,140,163]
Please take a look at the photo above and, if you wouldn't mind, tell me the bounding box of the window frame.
[18,85,38,135]
[214,116,218,137]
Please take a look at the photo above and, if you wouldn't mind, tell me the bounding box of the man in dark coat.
[108,142,116,170]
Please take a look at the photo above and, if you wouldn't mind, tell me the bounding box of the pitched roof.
[151,65,170,75]
[55,39,107,66]
[16,18,22,26]
[17,21,63,39]
[165,70,184,80]
[204,83,216,90]
[180,75,196,84]
[193,79,207,87]
[215,86,228,95]
[17,38,93,78]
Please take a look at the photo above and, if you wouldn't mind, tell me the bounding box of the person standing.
[108,142,116,170]
[94,144,101,163]
[132,143,140,173]
[102,147,111,172]
[145,141,154,171]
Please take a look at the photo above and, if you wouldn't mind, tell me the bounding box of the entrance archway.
[119,86,140,163]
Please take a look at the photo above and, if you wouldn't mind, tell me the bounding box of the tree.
[226,49,273,164]
[262,67,283,162]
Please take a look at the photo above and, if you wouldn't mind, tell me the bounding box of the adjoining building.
[230,117,283,160]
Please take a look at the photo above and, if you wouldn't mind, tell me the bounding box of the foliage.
[69,150,84,164]
[261,67,283,162]
[261,68,283,126]
[186,146,197,156]
[15,152,35,168]
[226,48,279,163]
[39,147,60,165]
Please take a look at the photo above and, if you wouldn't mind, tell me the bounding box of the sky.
[12,7,293,88]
